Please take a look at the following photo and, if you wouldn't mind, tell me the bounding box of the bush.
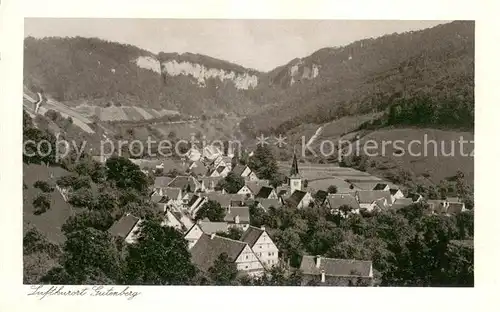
[33,180,54,193]
[33,193,51,215]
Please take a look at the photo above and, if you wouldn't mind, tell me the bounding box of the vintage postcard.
[1,0,496,311]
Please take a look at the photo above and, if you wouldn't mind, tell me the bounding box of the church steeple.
[289,149,302,194]
[290,150,299,177]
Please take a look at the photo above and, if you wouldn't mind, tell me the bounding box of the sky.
[24,19,449,71]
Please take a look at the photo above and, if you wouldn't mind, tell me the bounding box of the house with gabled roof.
[167,175,202,193]
[389,188,405,204]
[255,186,278,200]
[326,194,361,217]
[224,206,250,231]
[208,165,231,178]
[240,225,279,267]
[313,190,329,207]
[256,198,282,212]
[205,193,245,209]
[355,190,392,211]
[299,255,374,286]
[161,209,185,232]
[108,214,142,244]
[184,219,229,249]
[190,234,265,276]
[186,194,207,217]
[286,190,314,209]
[237,185,254,198]
[232,164,258,181]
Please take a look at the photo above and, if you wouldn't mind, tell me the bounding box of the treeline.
[386,94,474,129]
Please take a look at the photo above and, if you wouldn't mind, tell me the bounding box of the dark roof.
[300,255,372,277]
[373,183,389,190]
[190,234,247,272]
[224,207,250,223]
[255,186,275,199]
[314,190,329,205]
[216,165,226,173]
[447,202,465,214]
[286,190,308,207]
[108,214,140,238]
[167,176,198,192]
[240,226,264,247]
[257,198,282,211]
[232,164,248,176]
[187,194,201,207]
[327,194,360,210]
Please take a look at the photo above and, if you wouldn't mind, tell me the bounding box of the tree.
[249,202,268,227]
[23,127,57,165]
[74,160,106,184]
[68,187,94,209]
[43,228,122,284]
[248,145,279,180]
[124,220,196,285]
[216,227,243,240]
[33,180,54,193]
[33,193,51,215]
[195,200,226,222]
[208,253,238,285]
[105,156,149,194]
[62,211,115,234]
[328,185,338,194]
[218,172,245,194]
[251,266,303,286]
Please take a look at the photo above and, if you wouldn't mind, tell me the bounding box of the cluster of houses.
[105,147,466,285]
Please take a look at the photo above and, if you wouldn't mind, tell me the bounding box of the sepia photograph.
[21,18,474,287]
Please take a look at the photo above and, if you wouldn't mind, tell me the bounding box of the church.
[283,152,314,209]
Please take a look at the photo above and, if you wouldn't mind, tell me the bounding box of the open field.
[23,164,76,244]
[278,162,386,192]
[357,128,474,185]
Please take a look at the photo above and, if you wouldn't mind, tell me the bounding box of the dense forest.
[241,21,474,135]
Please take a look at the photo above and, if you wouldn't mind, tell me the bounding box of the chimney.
[210,233,216,240]
[315,255,321,268]
[234,215,240,224]
[260,225,266,231]
[321,270,326,283]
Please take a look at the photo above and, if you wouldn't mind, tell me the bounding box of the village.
[101,143,467,286]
